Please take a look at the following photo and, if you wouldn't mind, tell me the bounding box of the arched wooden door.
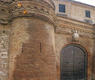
[60,45,87,80]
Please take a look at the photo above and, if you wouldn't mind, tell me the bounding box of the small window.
[85,10,90,18]
[59,4,66,13]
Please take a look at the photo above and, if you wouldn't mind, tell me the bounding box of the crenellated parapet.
[9,0,55,24]
[0,0,56,25]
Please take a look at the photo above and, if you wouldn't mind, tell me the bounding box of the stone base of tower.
[9,18,57,80]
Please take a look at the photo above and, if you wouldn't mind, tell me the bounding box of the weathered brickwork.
[0,0,94,80]
[0,30,9,80]
[9,18,57,80]
[55,18,95,80]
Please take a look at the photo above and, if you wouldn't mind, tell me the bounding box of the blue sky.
[74,0,95,6]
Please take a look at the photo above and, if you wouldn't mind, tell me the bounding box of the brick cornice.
[56,17,95,39]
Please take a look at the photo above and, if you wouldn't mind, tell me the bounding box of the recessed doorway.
[60,44,87,80]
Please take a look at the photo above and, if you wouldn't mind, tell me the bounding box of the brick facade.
[0,0,94,80]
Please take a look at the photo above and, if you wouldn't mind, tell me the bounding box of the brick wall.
[9,18,57,80]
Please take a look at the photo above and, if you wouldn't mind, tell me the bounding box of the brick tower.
[9,0,57,80]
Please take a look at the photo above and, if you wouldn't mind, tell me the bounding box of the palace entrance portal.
[60,44,87,80]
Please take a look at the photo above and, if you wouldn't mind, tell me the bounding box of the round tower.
[9,0,56,80]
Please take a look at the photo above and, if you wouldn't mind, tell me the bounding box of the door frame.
[60,43,88,80]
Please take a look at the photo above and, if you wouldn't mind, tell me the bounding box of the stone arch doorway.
[60,44,87,80]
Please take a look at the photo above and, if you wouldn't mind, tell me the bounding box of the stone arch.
[60,44,88,80]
